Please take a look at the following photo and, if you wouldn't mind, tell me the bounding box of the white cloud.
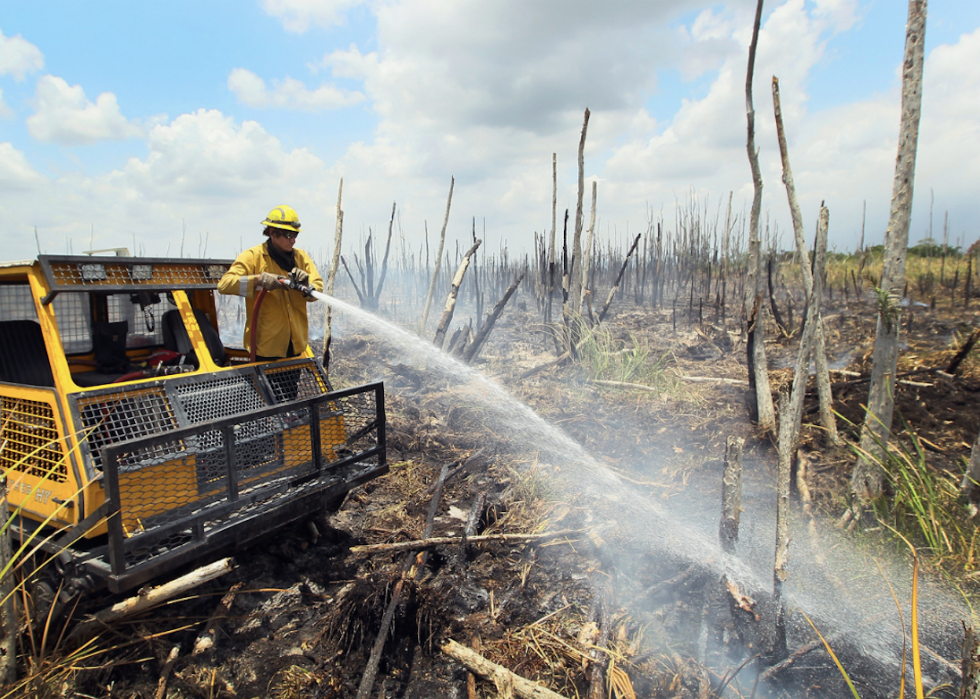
[0,27,44,81]
[26,75,144,146]
[0,142,45,190]
[0,88,12,119]
[228,68,365,111]
[124,108,325,199]
[262,0,366,32]
[0,107,340,259]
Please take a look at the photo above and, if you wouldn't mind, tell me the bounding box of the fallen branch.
[356,461,452,699]
[154,645,181,699]
[350,530,579,556]
[679,374,750,386]
[442,638,571,699]
[74,558,235,639]
[947,326,979,375]
[193,581,244,655]
[759,637,824,682]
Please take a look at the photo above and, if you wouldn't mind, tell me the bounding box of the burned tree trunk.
[855,0,927,504]
[323,178,344,370]
[434,240,482,350]
[720,437,744,554]
[368,201,396,309]
[962,624,980,699]
[463,272,526,364]
[546,154,558,324]
[420,176,454,335]
[772,76,839,444]
[962,425,980,517]
[568,108,590,315]
[579,181,597,314]
[775,205,829,612]
[744,0,775,433]
[597,233,642,323]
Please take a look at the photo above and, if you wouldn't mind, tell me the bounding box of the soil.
[31,288,980,699]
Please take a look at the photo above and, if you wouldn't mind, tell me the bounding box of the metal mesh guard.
[102,382,384,580]
[0,396,67,482]
[262,360,329,404]
[43,257,229,289]
[77,387,178,470]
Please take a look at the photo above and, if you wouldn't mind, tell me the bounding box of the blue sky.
[1,0,978,261]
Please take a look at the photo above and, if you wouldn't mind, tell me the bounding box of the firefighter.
[218,205,324,361]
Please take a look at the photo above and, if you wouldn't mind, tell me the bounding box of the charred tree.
[463,272,526,364]
[772,76,839,444]
[434,239,482,349]
[744,0,776,433]
[568,108,590,314]
[598,233,642,323]
[420,177,454,335]
[323,178,344,370]
[367,201,396,309]
[854,0,927,504]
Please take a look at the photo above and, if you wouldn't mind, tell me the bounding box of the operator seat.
[162,309,226,367]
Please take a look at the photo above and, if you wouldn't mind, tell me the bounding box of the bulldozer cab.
[0,254,386,594]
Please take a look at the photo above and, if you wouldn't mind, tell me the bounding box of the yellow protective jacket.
[218,243,323,358]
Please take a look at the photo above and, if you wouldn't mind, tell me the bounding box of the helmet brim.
[261,219,301,231]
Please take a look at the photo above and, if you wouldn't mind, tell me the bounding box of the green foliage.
[873,286,902,330]
[852,418,979,577]
[574,319,676,394]
[908,238,961,259]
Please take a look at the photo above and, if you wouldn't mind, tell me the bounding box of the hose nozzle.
[284,272,314,298]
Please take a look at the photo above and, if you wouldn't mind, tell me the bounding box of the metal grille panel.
[76,388,178,470]
[42,258,230,290]
[175,375,267,422]
[0,396,67,482]
[0,284,37,321]
[262,360,329,403]
[331,388,379,458]
[53,293,93,354]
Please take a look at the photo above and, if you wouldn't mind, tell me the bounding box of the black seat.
[0,320,56,387]
[162,309,225,367]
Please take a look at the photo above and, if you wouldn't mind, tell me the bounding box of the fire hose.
[249,272,315,363]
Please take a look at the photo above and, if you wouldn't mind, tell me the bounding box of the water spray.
[304,290,969,696]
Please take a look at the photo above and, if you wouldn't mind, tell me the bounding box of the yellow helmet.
[261,205,301,232]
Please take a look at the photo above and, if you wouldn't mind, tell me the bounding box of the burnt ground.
[28,288,980,699]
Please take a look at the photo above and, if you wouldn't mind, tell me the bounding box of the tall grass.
[848,415,979,578]
[574,319,677,394]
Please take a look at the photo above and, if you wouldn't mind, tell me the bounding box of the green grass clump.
[852,420,979,578]
[574,320,677,395]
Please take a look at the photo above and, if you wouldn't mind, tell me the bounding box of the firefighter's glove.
[257,272,285,290]
[290,267,309,285]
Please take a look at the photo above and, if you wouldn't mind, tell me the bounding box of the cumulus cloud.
[262,0,366,32]
[0,27,44,81]
[26,75,144,146]
[124,108,325,199]
[317,0,869,247]
[0,142,45,190]
[228,68,365,111]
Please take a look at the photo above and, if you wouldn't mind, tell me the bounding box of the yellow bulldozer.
[0,253,386,600]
